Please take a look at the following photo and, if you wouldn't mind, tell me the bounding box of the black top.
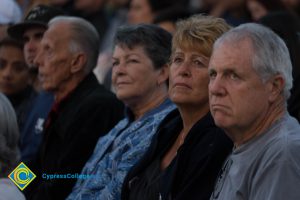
[7,86,37,132]
[122,109,233,200]
[24,73,124,200]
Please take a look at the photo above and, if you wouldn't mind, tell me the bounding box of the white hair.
[214,23,293,100]
[49,16,100,74]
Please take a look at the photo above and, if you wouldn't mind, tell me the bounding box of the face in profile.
[208,40,272,132]
[247,0,267,21]
[23,27,46,68]
[127,0,154,24]
[0,45,29,95]
[169,48,210,108]
[0,25,9,40]
[112,45,165,105]
[34,22,75,92]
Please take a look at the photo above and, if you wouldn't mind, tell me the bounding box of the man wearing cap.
[8,4,64,91]
[7,5,65,162]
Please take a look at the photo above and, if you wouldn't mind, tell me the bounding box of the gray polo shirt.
[210,113,300,200]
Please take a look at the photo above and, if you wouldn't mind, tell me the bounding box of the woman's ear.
[268,74,285,102]
[70,53,87,73]
[157,64,169,86]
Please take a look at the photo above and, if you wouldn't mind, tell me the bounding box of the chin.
[42,84,54,92]
[170,94,188,103]
[214,119,226,129]
[215,119,235,132]
[212,112,230,128]
[115,92,130,102]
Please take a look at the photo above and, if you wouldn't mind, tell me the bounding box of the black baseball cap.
[7,4,64,40]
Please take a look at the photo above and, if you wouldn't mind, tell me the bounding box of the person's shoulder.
[0,179,25,200]
[259,115,300,163]
[284,116,300,162]
[158,109,180,127]
[77,73,118,100]
[145,99,176,122]
[274,114,300,151]
[70,86,123,117]
[79,81,122,107]
[88,86,120,103]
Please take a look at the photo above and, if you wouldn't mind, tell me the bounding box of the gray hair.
[114,24,172,70]
[214,23,293,99]
[49,16,100,74]
[0,93,20,177]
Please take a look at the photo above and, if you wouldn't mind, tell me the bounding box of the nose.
[25,39,37,53]
[177,61,191,77]
[33,48,44,69]
[209,75,226,97]
[112,61,126,77]
[1,66,13,80]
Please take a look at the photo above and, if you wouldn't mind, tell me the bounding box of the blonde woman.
[122,15,233,200]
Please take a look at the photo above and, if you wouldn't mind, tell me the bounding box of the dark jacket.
[122,109,233,200]
[7,86,37,133]
[21,91,54,163]
[25,73,124,200]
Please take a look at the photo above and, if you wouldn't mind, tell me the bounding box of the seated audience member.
[94,0,129,86]
[99,0,189,90]
[281,0,300,16]
[7,4,64,163]
[0,37,36,133]
[258,11,300,122]
[67,24,175,200]
[0,93,25,200]
[193,0,251,26]
[122,15,233,200]
[246,0,285,21]
[127,0,187,25]
[0,0,22,40]
[72,0,108,45]
[24,16,124,200]
[153,7,191,34]
[209,23,300,200]
[8,4,65,92]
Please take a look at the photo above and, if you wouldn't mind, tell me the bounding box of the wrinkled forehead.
[43,22,71,44]
[209,40,254,71]
[213,38,253,60]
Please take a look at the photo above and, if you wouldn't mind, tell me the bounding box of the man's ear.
[70,53,86,73]
[268,74,285,102]
[157,64,169,86]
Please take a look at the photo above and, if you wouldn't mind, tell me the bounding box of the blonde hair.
[172,14,231,57]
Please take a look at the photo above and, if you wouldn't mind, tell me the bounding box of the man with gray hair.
[25,16,124,200]
[209,23,300,200]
